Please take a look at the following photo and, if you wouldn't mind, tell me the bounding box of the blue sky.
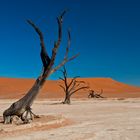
[0,0,140,86]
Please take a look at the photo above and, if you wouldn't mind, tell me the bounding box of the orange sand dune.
[0,77,140,99]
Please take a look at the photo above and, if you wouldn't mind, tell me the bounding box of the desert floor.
[0,98,140,140]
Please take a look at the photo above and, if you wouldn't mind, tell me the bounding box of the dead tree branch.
[88,89,104,98]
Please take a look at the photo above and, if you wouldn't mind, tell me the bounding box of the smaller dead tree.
[88,89,104,98]
[59,67,89,104]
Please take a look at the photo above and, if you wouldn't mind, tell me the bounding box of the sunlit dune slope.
[0,77,140,99]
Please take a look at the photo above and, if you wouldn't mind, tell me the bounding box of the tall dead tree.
[3,11,78,124]
[59,67,89,104]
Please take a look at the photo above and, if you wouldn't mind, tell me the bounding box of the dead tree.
[59,67,89,104]
[88,89,104,98]
[3,11,78,124]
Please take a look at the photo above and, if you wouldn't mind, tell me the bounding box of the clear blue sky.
[0,0,140,86]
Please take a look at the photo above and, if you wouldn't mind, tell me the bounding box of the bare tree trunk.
[63,96,71,104]
[63,92,71,104]
[3,75,47,124]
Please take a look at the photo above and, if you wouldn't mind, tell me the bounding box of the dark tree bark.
[63,94,71,104]
[3,11,78,124]
[59,67,89,104]
[88,89,104,98]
